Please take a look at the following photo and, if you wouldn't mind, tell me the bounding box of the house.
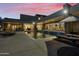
[36,3,79,35]
[59,3,79,34]
[60,16,79,34]
[20,14,38,31]
[36,4,71,32]
[2,18,23,32]
[20,14,47,31]
[35,14,47,31]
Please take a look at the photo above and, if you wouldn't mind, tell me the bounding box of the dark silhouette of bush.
[57,46,79,56]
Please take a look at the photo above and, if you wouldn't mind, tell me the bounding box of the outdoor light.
[63,9,68,14]
[38,17,41,20]
[32,22,35,24]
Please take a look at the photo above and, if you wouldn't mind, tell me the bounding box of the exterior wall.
[36,22,46,31]
[24,23,33,31]
[65,21,79,34]
[45,23,65,32]
[37,24,42,30]
[3,22,24,32]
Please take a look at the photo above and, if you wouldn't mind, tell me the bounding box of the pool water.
[25,31,53,39]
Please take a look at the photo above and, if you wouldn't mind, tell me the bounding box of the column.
[33,22,37,39]
[42,23,46,38]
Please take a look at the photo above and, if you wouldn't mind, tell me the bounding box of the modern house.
[36,4,71,32]
[20,14,38,32]
[60,16,79,34]
[59,4,79,34]
[20,14,47,32]
[35,3,79,35]
[0,14,47,32]
[0,3,79,35]
[2,18,23,32]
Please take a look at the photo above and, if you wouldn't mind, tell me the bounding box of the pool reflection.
[25,31,52,39]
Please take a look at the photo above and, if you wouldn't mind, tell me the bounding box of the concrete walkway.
[0,32,47,56]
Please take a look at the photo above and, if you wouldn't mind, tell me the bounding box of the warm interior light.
[38,17,41,20]
[32,22,35,24]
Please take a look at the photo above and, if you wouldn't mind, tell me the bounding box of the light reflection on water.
[25,31,53,39]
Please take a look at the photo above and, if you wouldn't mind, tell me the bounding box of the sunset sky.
[0,3,76,19]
